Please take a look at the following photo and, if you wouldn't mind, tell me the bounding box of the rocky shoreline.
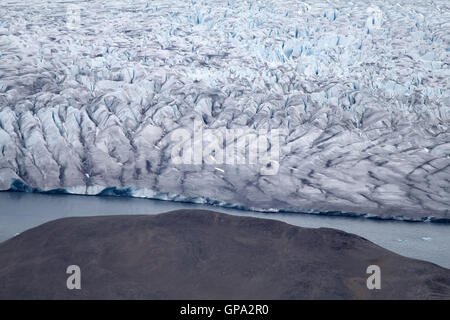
[0,210,448,299]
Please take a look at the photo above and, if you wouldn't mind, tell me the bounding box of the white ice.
[0,0,449,220]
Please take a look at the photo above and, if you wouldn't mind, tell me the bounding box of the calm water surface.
[0,191,449,268]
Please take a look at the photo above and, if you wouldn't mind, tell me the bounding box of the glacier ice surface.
[0,0,449,220]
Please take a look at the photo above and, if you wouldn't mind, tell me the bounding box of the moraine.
[0,191,449,269]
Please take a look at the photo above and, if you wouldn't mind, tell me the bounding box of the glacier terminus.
[0,0,449,221]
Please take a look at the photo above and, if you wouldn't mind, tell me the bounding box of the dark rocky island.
[0,210,449,299]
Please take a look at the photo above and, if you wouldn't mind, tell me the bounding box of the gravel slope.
[0,210,449,299]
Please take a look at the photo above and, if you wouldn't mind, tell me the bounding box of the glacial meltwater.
[0,191,449,269]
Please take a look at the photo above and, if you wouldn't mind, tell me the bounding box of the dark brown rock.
[0,210,449,299]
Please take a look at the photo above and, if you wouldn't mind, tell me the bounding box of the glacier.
[0,0,449,220]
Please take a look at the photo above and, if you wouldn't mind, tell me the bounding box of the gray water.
[0,191,449,269]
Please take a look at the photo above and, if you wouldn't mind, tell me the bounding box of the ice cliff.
[0,0,449,220]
